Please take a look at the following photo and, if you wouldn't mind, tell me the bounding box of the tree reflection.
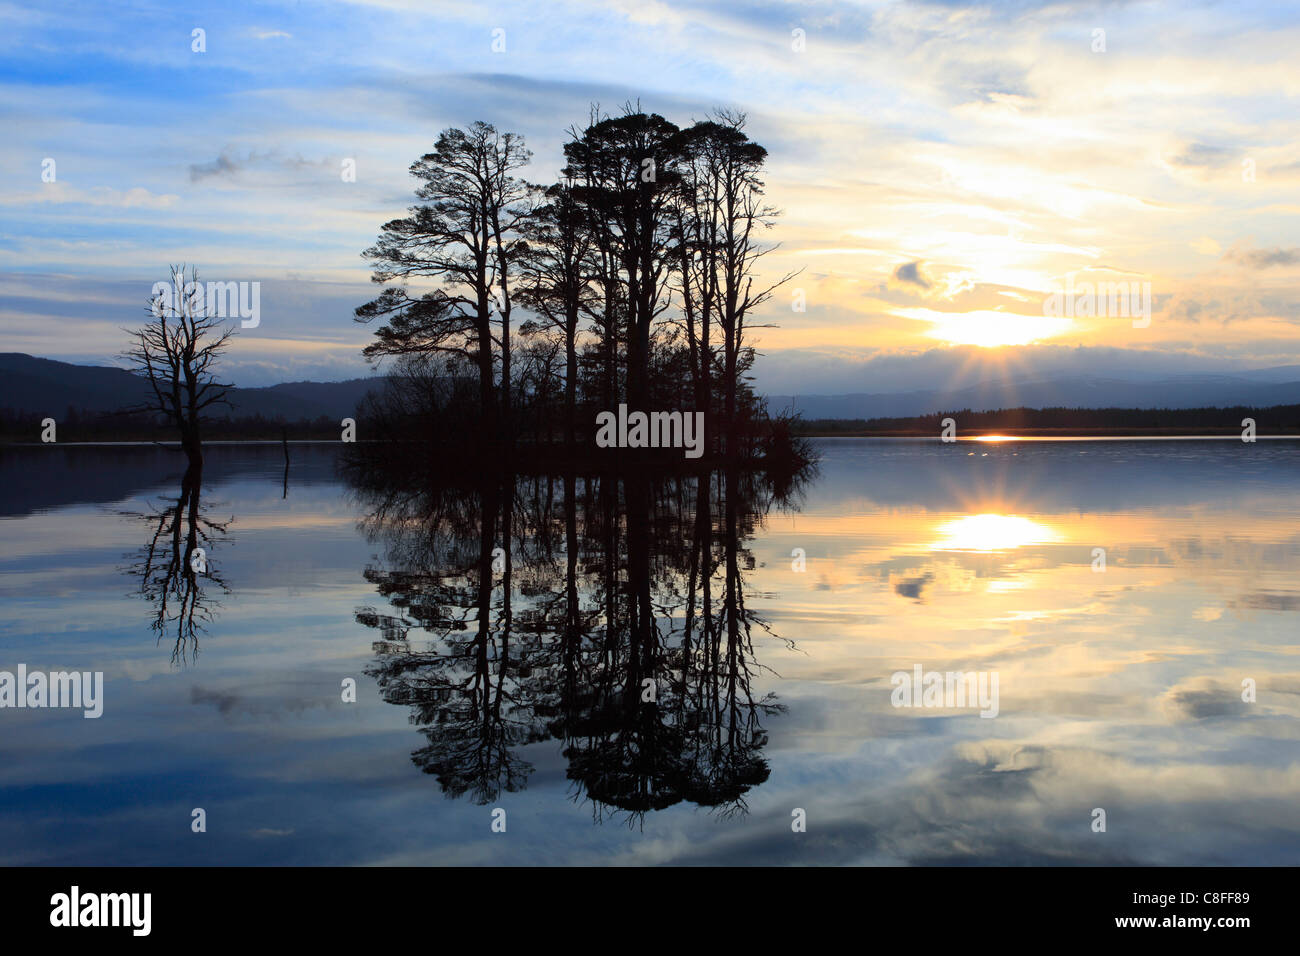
[121,464,230,665]
[349,458,806,823]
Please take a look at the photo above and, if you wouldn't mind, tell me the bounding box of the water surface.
[1,438,1297,865]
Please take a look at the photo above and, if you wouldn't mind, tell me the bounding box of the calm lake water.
[2,438,1298,865]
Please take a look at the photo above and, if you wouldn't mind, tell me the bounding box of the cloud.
[1,184,179,209]
[188,149,335,183]
[1168,142,1236,170]
[189,152,244,182]
[1267,159,1300,179]
[1226,247,1300,269]
[892,260,931,290]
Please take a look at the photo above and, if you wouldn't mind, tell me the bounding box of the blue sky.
[2,0,1298,388]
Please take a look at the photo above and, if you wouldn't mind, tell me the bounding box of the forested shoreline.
[795,404,1300,436]
[8,403,1300,443]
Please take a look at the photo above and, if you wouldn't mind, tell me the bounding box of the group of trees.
[115,106,799,467]
[356,106,796,459]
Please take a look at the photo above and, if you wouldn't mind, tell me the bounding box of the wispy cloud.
[1226,246,1300,269]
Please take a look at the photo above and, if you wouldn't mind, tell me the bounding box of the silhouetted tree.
[563,107,683,413]
[518,179,598,446]
[678,113,796,448]
[357,122,535,444]
[123,264,235,468]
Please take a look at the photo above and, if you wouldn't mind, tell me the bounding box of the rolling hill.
[0,353,384,422]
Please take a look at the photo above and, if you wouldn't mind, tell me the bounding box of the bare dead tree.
[122,264,235,468]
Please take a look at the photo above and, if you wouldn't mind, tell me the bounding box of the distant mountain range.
[6,352,1300,424]
[769,369,1300,419]
[0,353,384,421]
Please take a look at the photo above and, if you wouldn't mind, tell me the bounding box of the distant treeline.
[12,403,1300,442]
[0,407,344,443]
[795,405,1300,436]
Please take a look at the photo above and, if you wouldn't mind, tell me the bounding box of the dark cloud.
[189,151,243,182]
[188,149,331,183]
[893,260,931,289]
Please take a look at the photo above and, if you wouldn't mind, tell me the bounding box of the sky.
[1,0,1298,389]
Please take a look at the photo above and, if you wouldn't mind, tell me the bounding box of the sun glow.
[897,307,1074,348]
[931,514,1060,552]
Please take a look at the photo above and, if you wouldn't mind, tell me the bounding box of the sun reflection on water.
[931,513,1060,552]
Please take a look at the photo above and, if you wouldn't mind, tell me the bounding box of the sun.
[896,307,1074,348]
